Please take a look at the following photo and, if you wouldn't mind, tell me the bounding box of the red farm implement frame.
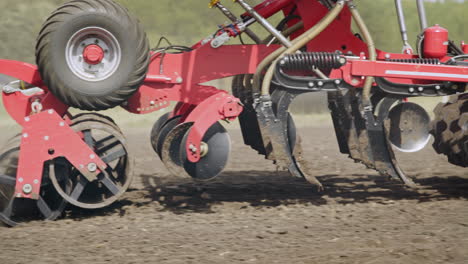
[0,0,466,226]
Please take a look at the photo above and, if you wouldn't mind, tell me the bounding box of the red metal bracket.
[182,91,243,163]
[462,41,468,54]
[0,60,68,125]
[16,110,107,199]
[348,60,468,83]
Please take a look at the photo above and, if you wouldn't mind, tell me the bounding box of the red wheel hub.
[83,44,104,65]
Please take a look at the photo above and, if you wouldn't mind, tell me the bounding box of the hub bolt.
[87,163,97,172]
[418,87,424,92]
[22,184,33,194]
[189,144,198,153]
[339,57,347,65]
[83,44,104,65]
[408,87,415,93]
[200,142,209,158]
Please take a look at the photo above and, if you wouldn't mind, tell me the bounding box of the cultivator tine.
[254,89,324,190]
[292,137,323,189]
[327,91,351,154]
[328,90,416,187]
[0,174,15,186]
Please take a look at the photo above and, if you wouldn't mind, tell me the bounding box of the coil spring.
[386,58,440,64]
[279,52,345,71]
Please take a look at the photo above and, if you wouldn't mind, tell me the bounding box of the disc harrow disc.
[180,122,231,180]
[160,122,194,177]
[388,102,431,152]
[154,116,181,158]
[0,136,70,227]
[49,116,133,209]
[150,113,171,155]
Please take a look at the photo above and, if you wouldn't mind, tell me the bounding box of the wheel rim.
[66,27,121,82]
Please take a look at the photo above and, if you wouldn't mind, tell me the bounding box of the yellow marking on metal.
[209,0,220,8]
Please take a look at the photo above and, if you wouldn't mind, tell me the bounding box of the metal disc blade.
[150,113,171,154]
[287,113,297,152]
[161,122,193,177]
[154,116,181,158]
[180,122,231,181]
[389,102,431,153]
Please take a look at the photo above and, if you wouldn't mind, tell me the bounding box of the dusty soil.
[0,125,467,264]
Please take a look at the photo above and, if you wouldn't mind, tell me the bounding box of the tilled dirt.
[0,125,467,264]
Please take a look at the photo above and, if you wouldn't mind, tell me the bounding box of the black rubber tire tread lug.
[431,95,468,167]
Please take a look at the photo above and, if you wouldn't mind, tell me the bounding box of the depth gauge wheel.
[36,0,150,110]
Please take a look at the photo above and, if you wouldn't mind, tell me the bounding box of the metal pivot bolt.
[200,142,209,158]
[189,144,198,153]
[87,163,97,172]
[22,184,33,194]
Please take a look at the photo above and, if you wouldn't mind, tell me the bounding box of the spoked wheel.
[49,118,132,209]
[0,137,70,227]
[161,122,231,180]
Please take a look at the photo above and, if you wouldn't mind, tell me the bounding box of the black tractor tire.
[431,94,468,167]
[36,0,150,110]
